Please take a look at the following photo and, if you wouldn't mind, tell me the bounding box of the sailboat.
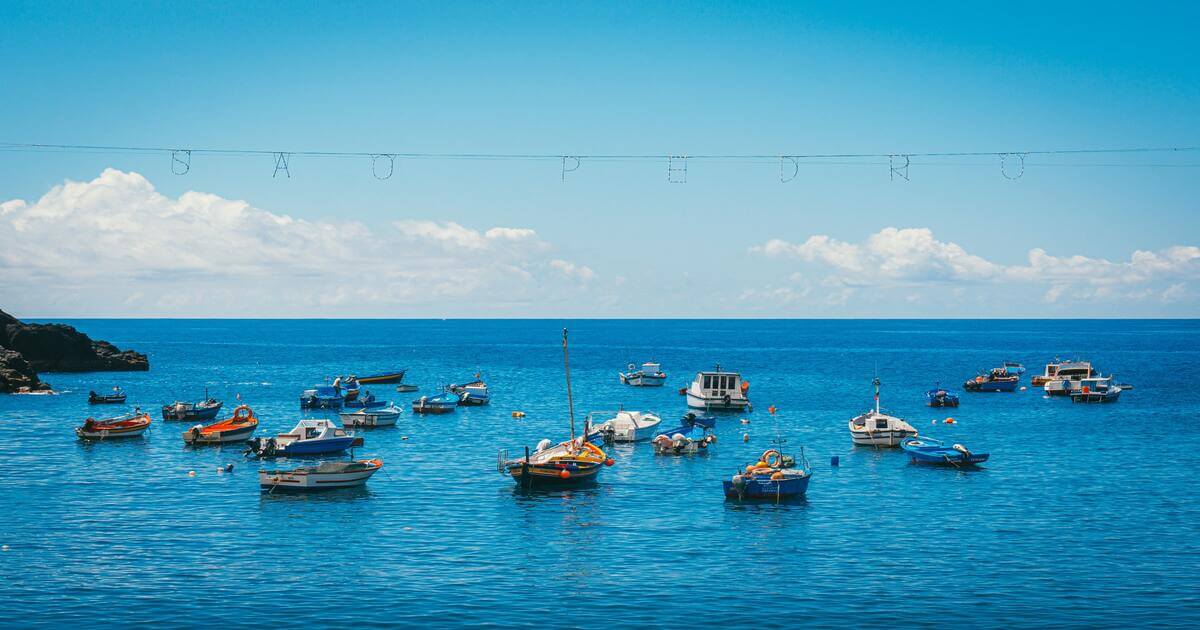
[498,329,613,489]
[848,377,918,447]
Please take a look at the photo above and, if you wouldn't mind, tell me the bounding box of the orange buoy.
[604,458,615,466]
[768,405,777,415]
[944,417,956,424]
[741,381,749,392]
[559,469,571,479]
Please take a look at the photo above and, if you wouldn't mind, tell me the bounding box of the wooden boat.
[259,458,383,492]
[299,385,343,410]
[619,361,667,387]
[412,391,459,414]
[162,395,223,421]
[76,411,151,439]
[925,383,959,408]
[901,437,989,466]
[499,329,613,489]
[963,368,1019,392]
[356,371,406,384]
[724,446,812,501]
[245,418,360,458]
[848,378,917,447]
[450,378,490,406]
[686,366,750,411]
[586,410,663,443]
[339,405,402,427]
[182,404,258,444]
[1070,376,1123,403]
[88,387,126,404]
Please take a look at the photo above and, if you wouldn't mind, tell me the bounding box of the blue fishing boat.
[412,390,459,414]
[925,383,959,408]
[901,436,989,466]
[342,390,388,409]
[963,368,1019,392]
[450,379,490,406]
[1003,361,1026,376]
[299,385,344,410]
[648,412,718,454]
[162,393,223,421]
[245,418,361,457]
[88,387,126,405]
[723,446,812,501]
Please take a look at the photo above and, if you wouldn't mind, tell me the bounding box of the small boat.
[1043,361,1097,396]
[586,410,663,443]
[963,368,1019,392]
[299,385,344,410]
[395,384,419,393]
[1032,358,1073,386]
[342,390,388,409]
[244,418,360,458]
[1070,376,1123,403]
[619,362,667,387]
[340,405,402,427]
[848,378,918,447]
[183,404,258,445]
[161,395,223,421]
[450,379,490,406]
[499,329,613,489]
[411,390,459,414]
[88,387,126,405]
[724,446,812,501]
[901,436,989,466]
[685,366,751,411]
[76,410,151,439]
[650,412,717,454]
[356,371,406,384]
[1002,361,1026,376]
[259,458,383,492]
[925,383,959,408]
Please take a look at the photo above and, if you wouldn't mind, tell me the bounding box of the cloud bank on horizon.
[0,170,1195,317]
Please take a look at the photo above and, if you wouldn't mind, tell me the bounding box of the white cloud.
[0,169,594,316]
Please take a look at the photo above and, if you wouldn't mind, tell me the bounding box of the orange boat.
[76,411,152,440]
[182,404,258,445]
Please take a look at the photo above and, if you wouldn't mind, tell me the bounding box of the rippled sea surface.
[1,319,1198,628]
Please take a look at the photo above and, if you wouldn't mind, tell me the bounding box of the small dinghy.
[76,410,151,439]
[342,390,388,409]
[651,412,717,454]
[619,362,667,387]
[299,385,344,410]
[450,379,490,406]
[849,378,918,447]
[340,405,402,427]
[395,384,419,393]
[1070,376,1123,403]
[925,383,959,408]
[724,446,812,501]
[162,395,223,421]
[1002,361,1026,376]
[902,437,989,466]
[183,404,258,445]
[259,458,384,492]
[245,418,361,458]
[963,368,1019,392]
[586,410,663,443]
[88,387,127,405]
[357,370,406,384]
[412,390,459,414]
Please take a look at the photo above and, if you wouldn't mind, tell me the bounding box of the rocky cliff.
[0,309,149,392]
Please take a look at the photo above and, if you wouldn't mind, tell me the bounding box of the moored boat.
[1043,361,1096,396]
[340,405,402,427]
[724,446,812,501]
[412,390,459,414]
[926,383,959,408]
[901,436,989,466]
[395,384,419,393]
[619,362,667,387]
[183,404,258,445]
[1002,361,1026,376]
[342,390,388,409]
[848,378,918,447]
[299,385,344,410]
[356,371,406,384]
[450,379,490,406]
[1069,376,1123,403]
[162,395,223,421]
[259,458,383,491]
[245,418,360,458]
[88,387,126,405]
[651,412,717,455]
[76,410,151,439]
[963,368,1019,392]
[685,366,750,411]
[586,410,663,443]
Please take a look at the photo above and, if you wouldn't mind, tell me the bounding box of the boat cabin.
[697,371,741,395]
[1055,362,1094,381]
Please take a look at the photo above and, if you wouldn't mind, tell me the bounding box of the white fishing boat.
[258,458,383,491]
[685,366,750,411]
[1069,376,1123,403]
[848,378,917,447]
[619,362,667,387]
[586,410,663,443]
[1044,361,1096,396]
[339,405,402,427]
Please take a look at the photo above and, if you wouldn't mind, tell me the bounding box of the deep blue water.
[1,319,1198,628]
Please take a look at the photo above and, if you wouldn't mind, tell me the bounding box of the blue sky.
[1,1,1197,317]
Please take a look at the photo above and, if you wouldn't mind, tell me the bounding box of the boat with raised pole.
[848,378,917,447]
[925,383,959,408]
[901,436,989,467]
[245,418,360,458]
[685,365,750,411]
[299,385,344,410]
[450,378,490,406]
[76,410,151,439]
[162,392,223,421]
[412,390,459,414]
[619,361,667,387]
[1044,361,1096,396]
[259,459,383,492]
[88,387,126,405]
[963,367,1019,392]
[499,329,613,489]
[340,405,402,427]
[586,410,663,444]
[183,404,258,445]
[724,443,812,501]
[1069,376,1123,403]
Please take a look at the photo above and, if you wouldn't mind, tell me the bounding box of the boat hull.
[902,438,989,466]
[76,415,151,439]
[343,399,387,409]
[162,403,222,422]
[183,423,257,444]
[259,461,382,491]
[620,373,667,387]
[340,411,400,427]
[278,437,357,456]
[412,396,458,414]
[964,379,1018,392]
[88,395,126,405]
[723,474,810,500]
[357,372,406,384]
[506,462,602,488]
[1070,390,1121,403]
[850,428,917,447]
[299,397,343,410]
[685,391,749,411]
[395,384,419,393]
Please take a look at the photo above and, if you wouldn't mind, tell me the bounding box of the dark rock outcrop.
[0,309,149,392]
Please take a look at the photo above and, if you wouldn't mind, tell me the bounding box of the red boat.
[76,411,152,439]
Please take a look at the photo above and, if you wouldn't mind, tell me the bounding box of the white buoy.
[188,470,196,477]
[2,545,9,551]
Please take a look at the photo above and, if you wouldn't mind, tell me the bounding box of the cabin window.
[703,375,712,389]
[718,376,727,390]
[875,418,888,429]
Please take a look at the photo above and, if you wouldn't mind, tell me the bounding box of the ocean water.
[0,319,1197,628]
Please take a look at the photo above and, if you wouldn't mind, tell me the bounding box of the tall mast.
[873,376,881,414]
[562,328,577,445]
